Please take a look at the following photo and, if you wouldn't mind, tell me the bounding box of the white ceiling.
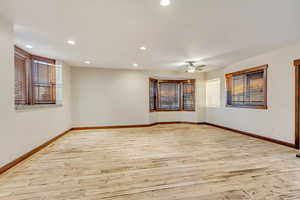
[1,0,300,71]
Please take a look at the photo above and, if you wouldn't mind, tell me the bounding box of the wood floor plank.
[0,124,299,200]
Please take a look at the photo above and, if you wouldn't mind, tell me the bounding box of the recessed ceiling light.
[133,63,138,67]
[84,61,91,64]
[140,46,147,50]
[160,0,171,6]
[25,44,33,49]
[67,40,76,45]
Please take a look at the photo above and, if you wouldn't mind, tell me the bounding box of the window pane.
[32,61,56,104]
[232,75,245,105]
[149,79,157,110]
[159,82,180,111]
[15,55,27,105]
[183,81,195,111]
[33,86,52,103]
[247,71,264,105]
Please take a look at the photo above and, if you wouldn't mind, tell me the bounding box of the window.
[149,78,158,111]
[149,79,195,112]
[159,81,181,110]
[15,48,30,105]
[206,78,220,107]
[14,46,59,106]
[31,56,56,104]
[225,65,268,109]
[182,81,195,111]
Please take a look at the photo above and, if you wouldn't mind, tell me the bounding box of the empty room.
[1,0,300,199]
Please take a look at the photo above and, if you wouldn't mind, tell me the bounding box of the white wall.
[205,43,300,144]
[71,67,206,127]
[0,19,72,168]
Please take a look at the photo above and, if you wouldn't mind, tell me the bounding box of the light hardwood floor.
[0,124,299,200]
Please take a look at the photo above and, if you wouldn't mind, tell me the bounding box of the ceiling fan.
[185,61,207,73]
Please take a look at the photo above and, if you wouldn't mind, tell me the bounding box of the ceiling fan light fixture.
[25,44,33,49]
[67,40,76,45]
[160,0,171,7]
[187,66,196,73]
[139,46,147,50]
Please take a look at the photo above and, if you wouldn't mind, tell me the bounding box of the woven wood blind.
[158,82,181,111]
[32,59,56,104]
[231,71,264,106]
[149,79,196,112]
[226,65,267,109]
[183,81,195,111]
[14,46,56,105]
[149,79,158,111]
[14,54,28,105]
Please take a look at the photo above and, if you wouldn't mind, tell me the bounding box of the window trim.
[294,59,300,149]
[225,64,268,110]
[149,78,196,112]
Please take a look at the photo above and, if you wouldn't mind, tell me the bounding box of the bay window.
[14,46,59,106]
[149,79,195,112]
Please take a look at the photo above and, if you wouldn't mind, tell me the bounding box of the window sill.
[206,105,221,108]
[150,110,196,112]
[226,105,267,110]
[15,104,63,112]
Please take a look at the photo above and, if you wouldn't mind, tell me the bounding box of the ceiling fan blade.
[195,65,207,70]
[196,64,207,68]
